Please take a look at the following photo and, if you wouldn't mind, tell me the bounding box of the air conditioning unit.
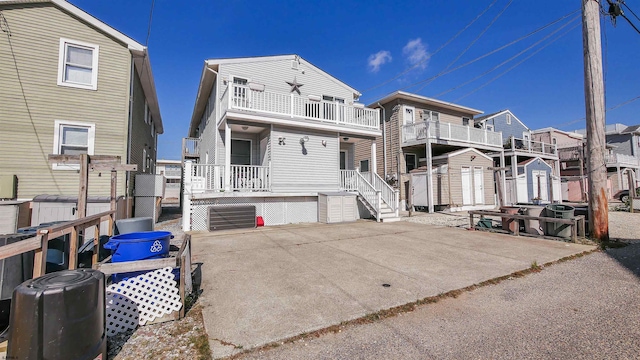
[0,175,17,199]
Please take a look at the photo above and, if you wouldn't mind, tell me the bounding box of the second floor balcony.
[505,137,557,157]
[220,83,380,131]
[606,153,640,167]
[402,121,503,148]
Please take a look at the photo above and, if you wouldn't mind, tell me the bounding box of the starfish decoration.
[286,77,303,95]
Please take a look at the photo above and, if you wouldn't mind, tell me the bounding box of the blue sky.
[70,0,640,160]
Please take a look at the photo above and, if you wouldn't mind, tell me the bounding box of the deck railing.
[225,84,379,130]
[506,137,557,156]
[188,163,270,192]
[182,138,200,159]
[402,121,503,147]
[605,153,640,167]
[360,171,399,214]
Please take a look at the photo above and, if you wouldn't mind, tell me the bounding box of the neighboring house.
[0,0,162,209]
[156,159,182,202]
[354,91,501,212]
[182,55,396,231]
[572,123,640,198]
[475,110,561,205]
[533,127,586,202]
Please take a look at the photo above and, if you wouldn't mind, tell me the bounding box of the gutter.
[125,54,135,213]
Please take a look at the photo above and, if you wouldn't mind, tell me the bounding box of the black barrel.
[7,269,106,360]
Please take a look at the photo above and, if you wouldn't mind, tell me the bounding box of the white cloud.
[368,50,392,73]
[402,38,429,70]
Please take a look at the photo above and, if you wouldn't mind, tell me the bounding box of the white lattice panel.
[285,197,318,223]
[106,267,182,336]
[264,198,286,225]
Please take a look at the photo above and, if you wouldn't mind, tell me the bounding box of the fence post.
[182,161,193,231]
[394,189,400,217]
[376,190,382,222]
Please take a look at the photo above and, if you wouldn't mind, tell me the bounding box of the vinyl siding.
[447,153,494,206]
[525,160,552,200]
[218,58,355,106]
[198,78,218,164]
[487,112,529,142]
[607,134,633,156]
[270,126,339,192]
[0,4,132,198]
[128,70,157,195]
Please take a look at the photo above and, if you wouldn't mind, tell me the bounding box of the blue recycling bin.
[103,231,172,262]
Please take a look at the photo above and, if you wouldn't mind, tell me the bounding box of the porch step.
[380,216,402,223]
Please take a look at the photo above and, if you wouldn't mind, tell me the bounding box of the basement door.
[473,166,484,204]
[461,167,472,205]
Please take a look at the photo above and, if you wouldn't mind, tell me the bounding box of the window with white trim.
[403,106,415,125]
[506,113,512,125]
[462,117,470,126]
[52,120,95,169]
[57,38,99,90]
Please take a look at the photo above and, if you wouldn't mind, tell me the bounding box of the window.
[359,159,369,173]
[506,113,512,125]
[52,120,95,170]
[462,117,470,126]
[403,106,415,125]
[405,153,417,173]
[552,137,557,145]
[57,38,99,90]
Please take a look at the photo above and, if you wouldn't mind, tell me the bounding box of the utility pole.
[582,0,609,241]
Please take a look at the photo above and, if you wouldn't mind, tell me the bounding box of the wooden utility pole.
[582,0,609,241]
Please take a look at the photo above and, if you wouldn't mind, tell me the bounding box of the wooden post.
[68,226,79,269]
[582,0,609,241]
[628,170,635,214]
[33,234,49,278]
[78,154,89,219]
[579,144,586,202]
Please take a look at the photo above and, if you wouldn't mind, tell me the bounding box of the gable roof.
[474,109,529,131]
[189,54,361,136]
[369,91,483,115]
[0,0,163,133]
[531,127,584,140]
[432,147,493,161]
[519,157,551,168]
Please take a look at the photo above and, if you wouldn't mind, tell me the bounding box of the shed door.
[461,167,472,205]
[473,166,484,205]
[532,170,548,201]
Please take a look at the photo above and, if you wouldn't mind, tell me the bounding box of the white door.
[532,170,548,201]
[516,175,528,203]
[461,167,472,205]
[473,166,484,204]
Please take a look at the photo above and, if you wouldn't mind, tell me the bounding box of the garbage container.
[500,206,520,233]
[115,217,154,235]
[524,206,545,235]
[543,204,575,239]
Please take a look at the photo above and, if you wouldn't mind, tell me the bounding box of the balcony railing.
[558,146,583,161]
[188,163,270,192]
[402,121,503,147]
[505,137,557,156]
[605,153,640,167]
[223,84,379,130]
[182,138,200,159]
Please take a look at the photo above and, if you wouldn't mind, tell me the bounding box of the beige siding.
[447,153,494,207]
[0,4,132,198]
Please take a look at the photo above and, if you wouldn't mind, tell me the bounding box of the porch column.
[617,165,622,191]
[182,161,192,231]
[224,121,231,191]
[371,140,377,175]
[511,154,518,203]
[500,151,507,205]
[426,121,434,213]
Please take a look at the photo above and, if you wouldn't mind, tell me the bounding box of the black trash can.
[7,269,106,360]
[544,204,575,239]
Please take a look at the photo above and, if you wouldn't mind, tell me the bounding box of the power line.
[415,0,513,93]
[390,10,580,94]
[145,0,156,46]
[435,16,579,98]
[362,0,499,93]
[453,21,581,101]
[556,94,640,129]
[622,1,640,22]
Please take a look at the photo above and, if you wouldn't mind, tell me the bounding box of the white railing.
[226,84,379,130]
[187,164,270,192]
[230,165,270,191]
[402,121,503,147]
[182,138,200,159]
[361,171,399,215]
[506,137,557,156]
[606,153,640,167]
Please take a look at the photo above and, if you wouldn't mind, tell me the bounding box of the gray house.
[183,55,397,230]
[475,110,560,204]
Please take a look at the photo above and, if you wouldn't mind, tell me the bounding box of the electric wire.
[145,0,156,46]
[453,21,581,102]
[622,1,640,22]
[361,0,499,93]
[435,16,580,98]
[386,9,581,95]
[414,0,513,93]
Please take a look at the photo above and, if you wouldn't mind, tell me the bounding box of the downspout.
[378,102,387,180]
[126,54,135,217]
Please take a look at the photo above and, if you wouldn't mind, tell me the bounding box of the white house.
[182,55,399,230]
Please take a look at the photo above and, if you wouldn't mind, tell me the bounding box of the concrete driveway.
[190,220,595,358]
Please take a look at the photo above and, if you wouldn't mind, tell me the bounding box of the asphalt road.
[238,244,640,360]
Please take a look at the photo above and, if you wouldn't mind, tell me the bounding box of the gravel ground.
[108,205,639,359]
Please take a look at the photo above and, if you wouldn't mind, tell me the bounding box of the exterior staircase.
[340,170,401,222]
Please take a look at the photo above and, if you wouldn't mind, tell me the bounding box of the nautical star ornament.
[286,77,303,95]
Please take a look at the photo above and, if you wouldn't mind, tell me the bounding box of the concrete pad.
[191,221,594,358]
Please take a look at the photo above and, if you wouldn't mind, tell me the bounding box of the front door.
[340,151,347,170]
[473,166,484,204]
[461,166,472,205]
